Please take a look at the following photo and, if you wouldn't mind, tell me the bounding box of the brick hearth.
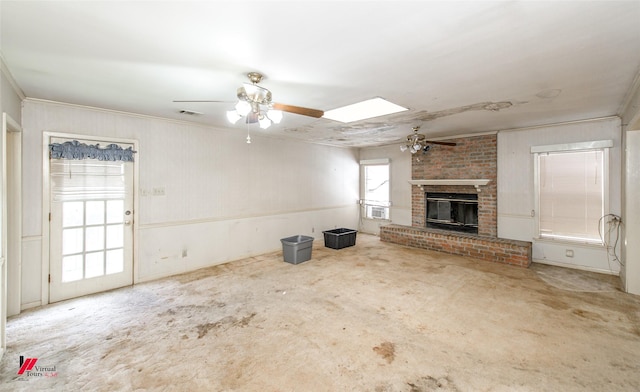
[380,224,532,267]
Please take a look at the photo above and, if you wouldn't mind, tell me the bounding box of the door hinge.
[49,212,51,221]
[48,274,51,283]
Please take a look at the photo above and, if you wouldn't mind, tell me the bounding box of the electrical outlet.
[182,249,187,258]
[565,249,574,258]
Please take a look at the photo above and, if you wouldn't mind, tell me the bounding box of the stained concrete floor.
[1,234,639,391]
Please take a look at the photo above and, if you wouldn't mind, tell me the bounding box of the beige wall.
[21,99,360,307]
[498,117,622,274]
[1,65,22,123]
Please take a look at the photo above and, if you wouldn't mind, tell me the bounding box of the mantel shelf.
[408,179,491,192]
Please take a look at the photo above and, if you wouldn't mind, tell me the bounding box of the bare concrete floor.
[1,234,640,391]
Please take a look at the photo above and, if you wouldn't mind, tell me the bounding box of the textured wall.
[497,117,622,274]
[21,99,360,305]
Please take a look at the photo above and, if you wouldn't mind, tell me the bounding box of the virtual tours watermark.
[17,355,58,379]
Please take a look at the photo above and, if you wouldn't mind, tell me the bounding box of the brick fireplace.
[411,134,497,235]
[380,134,532,267]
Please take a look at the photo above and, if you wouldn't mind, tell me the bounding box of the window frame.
[360,159,391,220]
[532,140,612,245]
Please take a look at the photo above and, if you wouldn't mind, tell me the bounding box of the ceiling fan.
[400,126,456,154]
[174,72,324,129]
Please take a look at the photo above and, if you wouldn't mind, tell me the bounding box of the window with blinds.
[536,148,607,244]
[50,160,127,202]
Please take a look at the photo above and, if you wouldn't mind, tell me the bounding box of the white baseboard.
[533,259,620,276]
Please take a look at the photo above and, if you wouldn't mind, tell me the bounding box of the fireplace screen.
[426,192,478,234]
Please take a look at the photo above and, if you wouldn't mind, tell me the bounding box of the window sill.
[534,236,604,248]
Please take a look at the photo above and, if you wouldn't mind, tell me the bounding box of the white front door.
[49,138,134,303]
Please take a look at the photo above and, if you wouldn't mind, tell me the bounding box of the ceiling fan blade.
[272,103,324,118]
[425,140,457,146]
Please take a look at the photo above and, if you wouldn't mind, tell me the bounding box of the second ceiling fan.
[401,126,456,154]
[175,72,324,129]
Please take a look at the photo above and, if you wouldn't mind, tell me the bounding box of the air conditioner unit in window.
[371,206,386,219]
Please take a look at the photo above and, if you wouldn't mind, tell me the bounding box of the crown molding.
[498,116,620,134]
[619,64,640,119]
[0,52,26,100]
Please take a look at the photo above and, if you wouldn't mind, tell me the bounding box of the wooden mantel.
[408,179,491,192]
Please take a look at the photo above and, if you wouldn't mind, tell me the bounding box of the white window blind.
[537,149,606,243]
[50,160,127,202]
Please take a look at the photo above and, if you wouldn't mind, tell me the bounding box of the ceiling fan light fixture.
[223,72,321,141]
[267,109,283,124]
[401,126,457,155]
[235,100,252,116]
[226,110,242,124]
[241,83,272,104]
[230,74,279,130]
[258,116,272,129]
[245,112,259,124]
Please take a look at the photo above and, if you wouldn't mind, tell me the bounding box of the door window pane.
[85,251,105,278]
[63,202,83,227]
[106,200,124,224]
[86,200,105,225]
[85,226,105,252]
[106,249,124,275]
[62,255,83,282]
[106,224,123,249]
[62,228,83,255]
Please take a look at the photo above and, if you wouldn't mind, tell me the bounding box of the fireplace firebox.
[426,192,478,234]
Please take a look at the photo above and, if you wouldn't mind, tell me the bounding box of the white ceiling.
[2,1,640,147]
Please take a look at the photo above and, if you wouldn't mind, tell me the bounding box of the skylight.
[323,97,408,123]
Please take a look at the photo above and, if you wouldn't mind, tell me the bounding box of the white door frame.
[41,132,139,305]
[4,114,22,316]
[1,113,22,361]
[0,113,22,358]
